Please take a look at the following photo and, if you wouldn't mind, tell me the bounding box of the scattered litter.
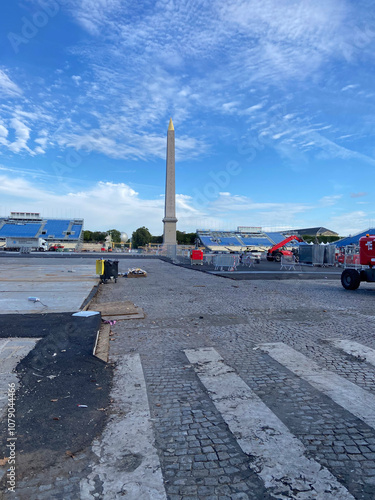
[61,349,66,352]
[72,311,100,317]
[253,347,259,350]
[125,268,147,278]
[53,417,60,421]
[77,404,88,408]
[50,399,58,402]
[52,353,57,357]
[65,450,75,458]
[47,375,57,379]
[0,457,9,466]
[102,319,117,325]
[28,296,48,307]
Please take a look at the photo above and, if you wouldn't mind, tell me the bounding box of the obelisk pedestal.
[163,118,178,246]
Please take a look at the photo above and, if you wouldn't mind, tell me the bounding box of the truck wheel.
[275,253,281,262]
[341,269,360,290]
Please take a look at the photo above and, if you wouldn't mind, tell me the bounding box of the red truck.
[341,234,375,289]
[266,235,303,262]
[48,244,64,251]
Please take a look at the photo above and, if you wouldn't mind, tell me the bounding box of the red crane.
[266,235,303,262]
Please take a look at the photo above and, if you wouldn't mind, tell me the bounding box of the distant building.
[288,227,338,237]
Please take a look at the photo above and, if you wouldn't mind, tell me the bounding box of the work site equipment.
[341,235,375,290]
[266,235,303,262]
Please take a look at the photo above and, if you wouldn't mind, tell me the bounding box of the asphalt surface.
[0,250,343,281]
[0,313,113,483]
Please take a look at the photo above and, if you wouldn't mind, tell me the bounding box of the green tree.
[83,230,93,242]
[177,231,197,245]
[92,231,108,243]
[151,235,163,244]
[107,229,121,243]
[132,226,152,248]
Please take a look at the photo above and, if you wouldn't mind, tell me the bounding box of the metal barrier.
[299,245,325,266]
[280,255,299,271]
[213,254,240,271]
[242,255,255,268]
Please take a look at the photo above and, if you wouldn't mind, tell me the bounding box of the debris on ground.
[125,268,147,278]
[91,301,145,321]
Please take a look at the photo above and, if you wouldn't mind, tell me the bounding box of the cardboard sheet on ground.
[91,301,145,320]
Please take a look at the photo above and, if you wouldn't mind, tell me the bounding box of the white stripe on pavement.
[0,338,39,483]
[327,338,375,367]
[80,354,167,500]
[185,347,353,500]
[259,342,375,430]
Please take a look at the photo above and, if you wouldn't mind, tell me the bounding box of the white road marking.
[185,347,353,500]
[259,342,375,430]
[0,338,39,482]
[80,354,167,500]
[327,338,375,367]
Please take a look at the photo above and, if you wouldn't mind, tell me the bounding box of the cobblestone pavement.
[4,258,375,499]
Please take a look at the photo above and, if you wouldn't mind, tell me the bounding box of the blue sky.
[0,0,375,236]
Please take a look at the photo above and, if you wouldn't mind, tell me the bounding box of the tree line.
[83,227,196,248]
[83,229,121,243]
[131,227,196,248]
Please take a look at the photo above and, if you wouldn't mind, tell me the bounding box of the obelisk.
[163,117,178,245]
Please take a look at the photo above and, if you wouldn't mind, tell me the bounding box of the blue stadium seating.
[199,236,216,246]
[265,232,286,245]
[0,223,41,237]
[335,229,375,247]
[68,224,83,239]
[42,220,71,238]
[239,237,270,246]
[218,237,241,246]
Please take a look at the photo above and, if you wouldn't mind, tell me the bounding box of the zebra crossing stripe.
[327,338,375,367]
[185,347,353,499]
[259,342,375,430]
[80,354,167,500]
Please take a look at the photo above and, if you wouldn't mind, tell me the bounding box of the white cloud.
[0,175,206,234]
[207,192,312,229]
[8,118,32,154]
[0,70,22,97]
[319,195,342,207]
[72,75,82,85]
[341,84,360,91]
[243,104,264,114]
[327,211,371,236]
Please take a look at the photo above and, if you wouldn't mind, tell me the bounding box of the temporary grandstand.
[334,228,375,247]
[197,228,295,253]
[0,212,84,250]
